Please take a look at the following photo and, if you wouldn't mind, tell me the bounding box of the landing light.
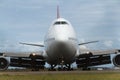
[32,53,36,56]
[86,52,90,54]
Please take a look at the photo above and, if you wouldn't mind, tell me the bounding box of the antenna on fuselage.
[57,5,60,19]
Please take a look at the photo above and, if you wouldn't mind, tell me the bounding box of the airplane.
[0,6,120,71]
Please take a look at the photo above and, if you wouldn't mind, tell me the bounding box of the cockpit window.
[54,21,68,25]
[54,22,60,25]
[61,21,67,24]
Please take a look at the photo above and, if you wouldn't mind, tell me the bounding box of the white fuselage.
[44,18,79,65]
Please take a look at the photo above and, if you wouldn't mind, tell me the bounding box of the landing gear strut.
[66,64,73,70]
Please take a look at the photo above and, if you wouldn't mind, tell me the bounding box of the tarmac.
[0,70,120,75]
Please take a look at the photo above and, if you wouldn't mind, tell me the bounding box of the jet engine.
[113,54,120,67]
[0,57,9,70]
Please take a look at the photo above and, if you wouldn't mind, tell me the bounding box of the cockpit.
[54,21,68,25]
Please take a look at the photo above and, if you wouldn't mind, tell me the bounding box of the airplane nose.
[56,37,68,42]
[55,32,68,42]
[57,41,65,47]
[55,41,70,54]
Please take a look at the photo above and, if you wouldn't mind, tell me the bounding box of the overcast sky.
[0,0,120,52]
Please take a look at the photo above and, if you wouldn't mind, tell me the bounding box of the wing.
[78,41,99,45]
[76,49,120,70]
[0,51,47,71]
[19,42,44,47]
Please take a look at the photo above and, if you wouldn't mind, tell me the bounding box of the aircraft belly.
[46,42,76,64]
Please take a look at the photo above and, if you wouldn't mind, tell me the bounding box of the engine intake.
[0,58,9,70]
[113,54,120,67]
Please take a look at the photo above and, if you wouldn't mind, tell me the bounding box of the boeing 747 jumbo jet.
[0,6,120,71]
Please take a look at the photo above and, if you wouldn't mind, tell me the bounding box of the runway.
[1,70,120,75]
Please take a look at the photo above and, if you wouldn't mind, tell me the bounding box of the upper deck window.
[54,21,68,25]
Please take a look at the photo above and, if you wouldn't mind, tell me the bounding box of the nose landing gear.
[57,57,73,71]
[49,64,56,71]
[49,56,74,71]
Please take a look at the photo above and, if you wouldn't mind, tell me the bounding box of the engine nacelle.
[113,54,120,67]
[0,57,9,70]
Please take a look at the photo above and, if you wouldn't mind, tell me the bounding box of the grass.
[0,72,120,80]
